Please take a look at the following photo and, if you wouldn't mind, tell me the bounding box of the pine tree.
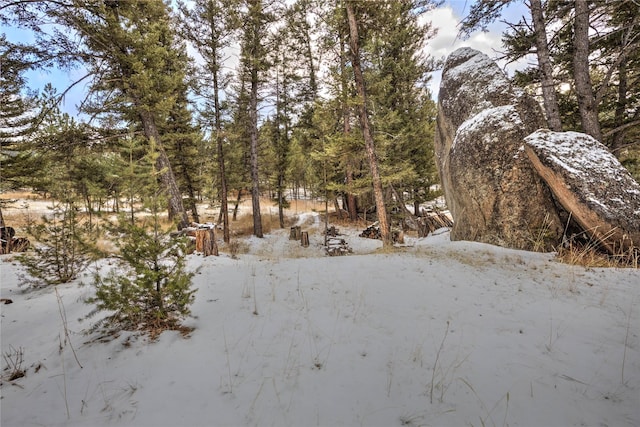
[177,0,236,242]
[345,0,391,246]
[86,143,196,335]
[0,35,39,204]
[163,87,204,224]
[18,199,95,287]
[4,0,192,228]
[364,0,439,216]
[236,0,276,238]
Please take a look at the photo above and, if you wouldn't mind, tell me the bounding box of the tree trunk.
[275,57,288,230]
[248,0,263,238]
[345,2,391,246]
[345,165,358,221]
[340,24,358,223]
[139,110,190,230]
[233,188,242,221]
[333,197,342,220]
[611,58,627,153]
[184,172,200,223]
[531,0,562,131]
[250,71,263,237]
[573,0,602,141]
[213,54,230,243]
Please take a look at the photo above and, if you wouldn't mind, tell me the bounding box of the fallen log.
[417,211,454,237]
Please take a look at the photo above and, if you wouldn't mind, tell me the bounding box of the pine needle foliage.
[85,153,197,336]
[18,200,95,287]
[86,216,196,335]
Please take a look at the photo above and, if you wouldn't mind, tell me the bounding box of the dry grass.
[229,212,276,237]
[556,236,638,269]
[222,239,250,259]
[285,198,327,214]
[0,190,44,200]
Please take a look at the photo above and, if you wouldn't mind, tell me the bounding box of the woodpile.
[417,211,454,237]
[360,222,382,239]
[325,237,352,256]
[0,226,30,255]
[359,222,404,243]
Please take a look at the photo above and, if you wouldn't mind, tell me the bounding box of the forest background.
[1,0,639,244]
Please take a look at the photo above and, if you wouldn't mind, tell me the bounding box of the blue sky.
[3,1,528,117]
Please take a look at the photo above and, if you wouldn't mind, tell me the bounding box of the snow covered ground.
[1,219,639,427]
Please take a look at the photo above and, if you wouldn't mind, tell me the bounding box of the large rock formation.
[524,130,640,252]
[435,47,640,254]
[435,47,564,250]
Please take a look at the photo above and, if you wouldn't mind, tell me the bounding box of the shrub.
[86,216,196,336]
[18,201,94,287]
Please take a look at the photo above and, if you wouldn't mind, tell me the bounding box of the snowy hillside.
[1,223,639,427]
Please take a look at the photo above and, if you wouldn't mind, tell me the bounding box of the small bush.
[86,216,196,337]
[18,201,95,287]
[2,346,26,382]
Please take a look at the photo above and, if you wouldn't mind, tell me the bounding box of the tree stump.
[195,228,218,256]
[300,231,309,247]
[290,226,301,240]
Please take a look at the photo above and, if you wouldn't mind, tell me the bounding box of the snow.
[524,131,617,178]
[453,105,522,151]
[2,220,640,427]
[524,129,640,218]
[441,48,516,118]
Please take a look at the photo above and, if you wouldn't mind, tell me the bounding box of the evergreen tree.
[86,142,196,335]
[4,0,192,228]
[364,0,438,216]
[18,199,95,287]
[163,87,204,224]
[462,0,639,167]
[345,0,391,246]
[236,0,277,237]
[177,0,236,241]
[0,36,37,151]
[0,35,40,206]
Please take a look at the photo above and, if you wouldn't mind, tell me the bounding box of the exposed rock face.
[524,130,640,252]
[435,47,564,250]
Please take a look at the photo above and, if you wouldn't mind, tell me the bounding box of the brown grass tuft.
[556,237,638,269]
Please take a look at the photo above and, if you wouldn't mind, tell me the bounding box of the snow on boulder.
[435,47,563,251]
[524,129,640,253]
